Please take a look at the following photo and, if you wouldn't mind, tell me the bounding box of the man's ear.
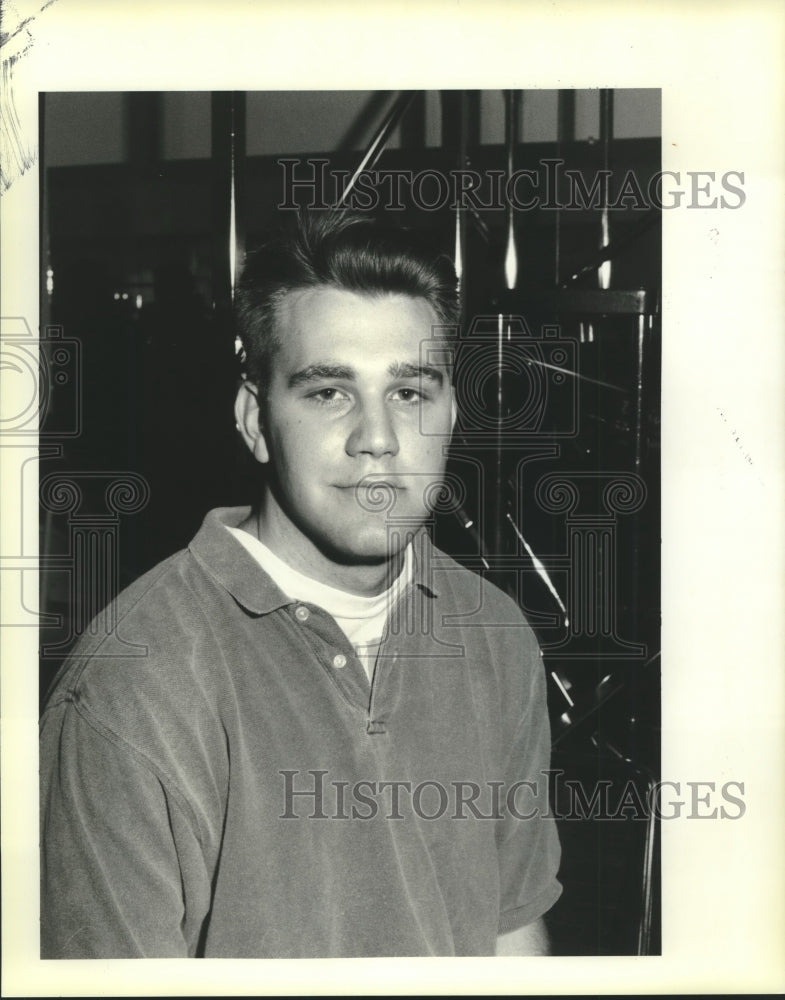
[234,381,270,465]
[450,391,458,433]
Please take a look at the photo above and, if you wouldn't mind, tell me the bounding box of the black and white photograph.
[1,2,783,996]
[36,87,662,961]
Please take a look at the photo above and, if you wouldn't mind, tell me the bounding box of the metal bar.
[521,352,627,392]
[336,91,396,153]
[211,92,246,317]
[494,313,505,559]
[457,91,468,311]
[503,90,520,291]
[598,89,614,289]
[559,207,659,287]
[491,91,522,562]
[506,513,569,624]
[400,90,426,150]
[552,650,660,747]
[544,288,652,316]
[555,90,576,286]
[336,91,416,207]
[599,89,614,167]
[434,91,488,244]
[465,90,481,148]
[558,88,576,143]
[588,738,658,955]
[230,95,246,300]
[635,313,646,471]
[637,773,657,954]
[443,90,469,318]
[452,505,490,571]
[40,92,54,625]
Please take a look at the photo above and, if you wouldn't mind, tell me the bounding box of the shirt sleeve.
[40,697,211,958]
[495,654,563,933]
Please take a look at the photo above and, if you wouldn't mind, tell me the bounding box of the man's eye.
[309,387,348,405]
[392,387,424,404]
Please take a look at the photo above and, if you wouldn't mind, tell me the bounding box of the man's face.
[242,285,456,567]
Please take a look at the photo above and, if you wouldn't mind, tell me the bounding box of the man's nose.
[345,400,400,459]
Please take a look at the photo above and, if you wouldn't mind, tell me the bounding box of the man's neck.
[237,507,406,598]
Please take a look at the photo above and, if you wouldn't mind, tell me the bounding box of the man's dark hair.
[235,211,459,390]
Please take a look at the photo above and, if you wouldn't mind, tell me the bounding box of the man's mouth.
[334,479,407,491]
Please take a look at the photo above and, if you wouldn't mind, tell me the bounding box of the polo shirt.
[226,524,413,680]
[39,506,562,958]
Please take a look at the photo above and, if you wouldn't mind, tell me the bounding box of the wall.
[44,89,660,167]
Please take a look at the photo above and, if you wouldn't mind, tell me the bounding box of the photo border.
[2,1,784,995]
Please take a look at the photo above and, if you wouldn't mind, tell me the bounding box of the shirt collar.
[189,506,439,616]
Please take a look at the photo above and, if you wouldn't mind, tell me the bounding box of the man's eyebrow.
[388,362,444,387]
[287,364,356,388]
[288,361,446,389]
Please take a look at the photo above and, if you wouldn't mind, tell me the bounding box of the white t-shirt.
[226,525,412,681]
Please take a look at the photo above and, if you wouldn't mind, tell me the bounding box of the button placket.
[364,645,399,738]
[281,606,370,715]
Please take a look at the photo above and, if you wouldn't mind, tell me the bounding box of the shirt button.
[332,653,347,669]
[294,605,310,622]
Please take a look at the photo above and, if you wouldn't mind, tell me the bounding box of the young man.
[39,212,562,958]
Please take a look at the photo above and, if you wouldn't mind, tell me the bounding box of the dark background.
[39,90,661,956]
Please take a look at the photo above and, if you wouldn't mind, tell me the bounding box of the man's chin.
[318,527,413,567]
